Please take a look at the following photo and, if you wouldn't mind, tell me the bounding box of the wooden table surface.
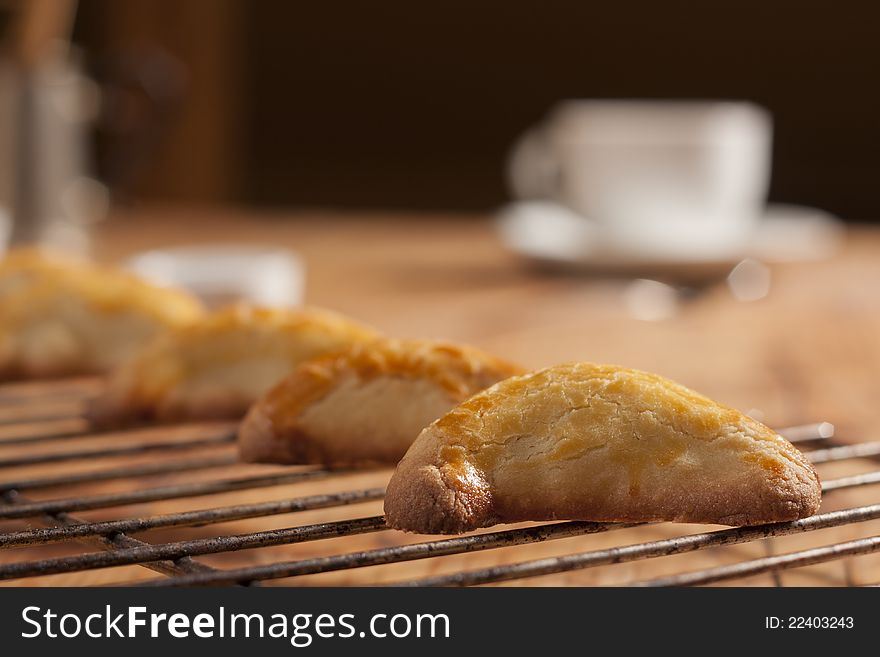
[2,205,880,586]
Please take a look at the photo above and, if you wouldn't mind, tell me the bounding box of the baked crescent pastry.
[239,338,524,466]
[88,305,380,426]
[0,249,204,379]
[384,363,821,533]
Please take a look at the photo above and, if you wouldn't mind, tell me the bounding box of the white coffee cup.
[508,100,772,260]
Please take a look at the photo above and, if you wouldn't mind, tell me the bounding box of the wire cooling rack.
[0,378,878,587]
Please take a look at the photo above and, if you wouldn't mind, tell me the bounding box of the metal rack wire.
[1,378,879,587]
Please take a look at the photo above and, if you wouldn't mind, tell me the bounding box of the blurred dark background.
[71,0,880,218]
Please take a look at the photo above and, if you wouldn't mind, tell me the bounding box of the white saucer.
[497,201,843,280]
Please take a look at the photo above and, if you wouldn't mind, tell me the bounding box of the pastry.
[239,338,524,466]
[0,249,204,379]
[87,305,380,426]
[384,362,821,533]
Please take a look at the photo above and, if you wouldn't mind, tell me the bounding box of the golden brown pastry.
[239,338,524,466]
[88,305,380,426]
[0,249,204,379]
[385,363,821,533]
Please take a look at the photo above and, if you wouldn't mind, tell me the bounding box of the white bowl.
[127,245,305,307]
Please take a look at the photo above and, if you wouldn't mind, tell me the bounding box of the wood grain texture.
[2,206,879,586]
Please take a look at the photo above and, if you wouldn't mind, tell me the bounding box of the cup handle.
[506,125,559,200]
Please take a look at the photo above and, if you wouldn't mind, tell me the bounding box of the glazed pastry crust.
[239,338,524,466]
[0,249,204,379]
[384,363,822,533]
[88,305,380,426]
